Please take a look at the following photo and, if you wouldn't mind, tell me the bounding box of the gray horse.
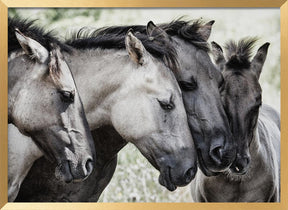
[15,22,197,201]
[191,38,280,202]
[17,19,236,202]
[8,18,96,201]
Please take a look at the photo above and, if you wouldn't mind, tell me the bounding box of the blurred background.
[9,8,280,202]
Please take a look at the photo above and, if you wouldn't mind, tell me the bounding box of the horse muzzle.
[54,157,94,183]
[157,152,197,191]
[229,154,250,175]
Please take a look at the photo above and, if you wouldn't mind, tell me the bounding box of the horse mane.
[67,18,209,51]
[159,18,210,51]
[8,17,71,53]
[224,37,258,70]
[66,28,179,73]
[65,18,210,73]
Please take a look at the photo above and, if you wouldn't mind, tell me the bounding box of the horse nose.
[209,138,225,165]
[84,157,94,177]
[183,167,197,184]
[232,156,250,174]
[164,148,197,187]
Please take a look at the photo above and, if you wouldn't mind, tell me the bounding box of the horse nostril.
[85,158,94,176]
[184,167,196,183]
[232,156,250,174]
[210,146,223,165]
[245,157,250,165]
[234,165,243,172]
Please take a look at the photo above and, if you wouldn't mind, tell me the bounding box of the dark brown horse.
[191,38,280,202]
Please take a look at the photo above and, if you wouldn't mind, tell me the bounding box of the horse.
[8,18,96,201]
[190,38,280,202]
[15,21,198,201]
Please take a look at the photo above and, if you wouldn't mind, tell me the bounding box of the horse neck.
[8,124,43,198]
[250,108,275,162]
[91,125,127,163]
[253,108,280,167]
[64,49,130,163]
[64,49,134,129]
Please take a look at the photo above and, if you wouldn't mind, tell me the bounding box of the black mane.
[67,18,209,51]
[8,17,71,53]
[225,37,258,70]
[160,19,210,51]
[66,18,210,72]
[66,28,179,72]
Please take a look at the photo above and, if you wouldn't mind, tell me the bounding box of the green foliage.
[8,8,101,28]
[8,8,17,17]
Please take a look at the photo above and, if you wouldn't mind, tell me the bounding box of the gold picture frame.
[0,0,287,209]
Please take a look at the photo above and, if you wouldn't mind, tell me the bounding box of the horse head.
[8,24,96,183]
[211,38,269,174]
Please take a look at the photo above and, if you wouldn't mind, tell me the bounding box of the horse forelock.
[8,17,72,54]
[160,18,210,51]
[224,37,258,70]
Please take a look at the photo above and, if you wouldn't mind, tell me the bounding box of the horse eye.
[59,90,74,102]
[178,80,197,91]
[158,99,174,111]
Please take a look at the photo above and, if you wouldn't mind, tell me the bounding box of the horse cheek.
[111,96,155,141]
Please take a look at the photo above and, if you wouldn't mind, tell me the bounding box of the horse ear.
[251,42,270,79]
[48,43,61,75]
[211,41,226,71]
[125,29,147,65]
[15,28,49,64]
[197,20,215,42]
[146,21,169,41]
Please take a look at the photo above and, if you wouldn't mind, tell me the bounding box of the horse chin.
[158,167,177,191]
[54,161,73,183]
[144,154,177,191]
